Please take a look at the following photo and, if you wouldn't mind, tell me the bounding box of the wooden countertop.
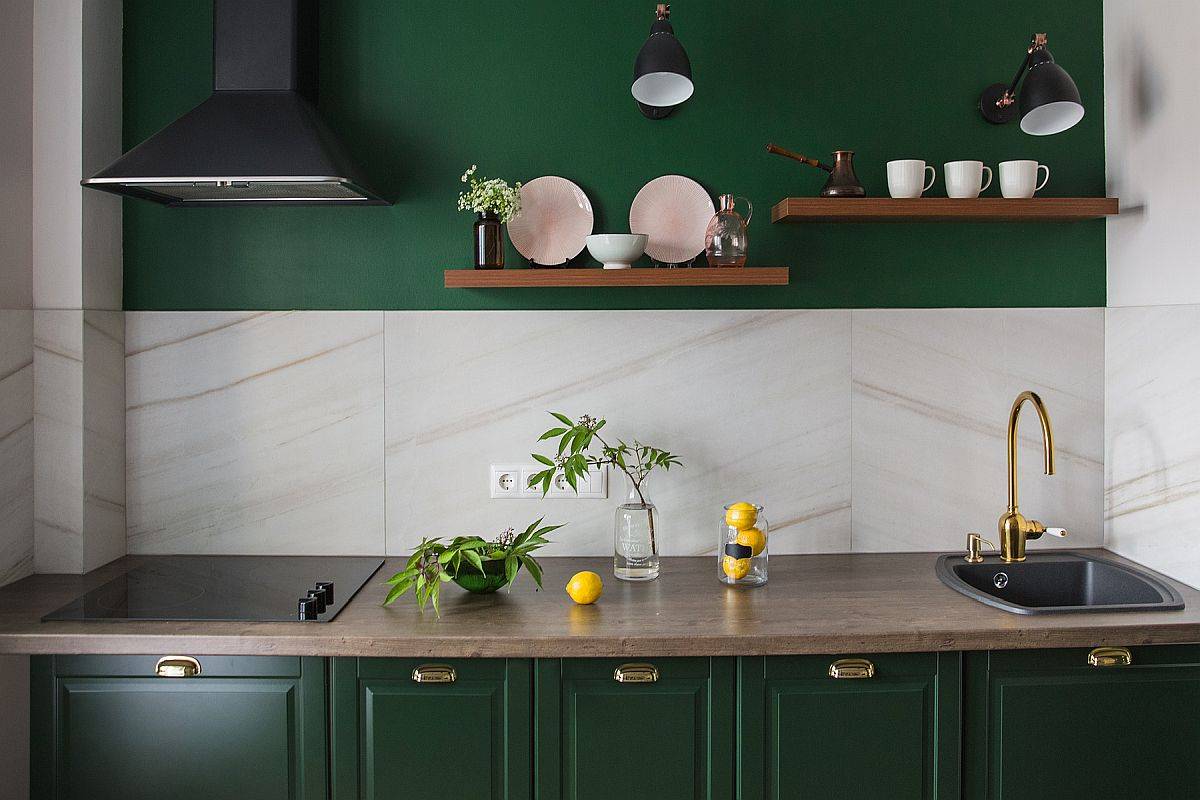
[1,551,1198,658]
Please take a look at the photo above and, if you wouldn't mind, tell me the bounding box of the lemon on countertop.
[725,501,759,530]
[722,556,750,581]
[736,526,767,557]
[566,571,603,605]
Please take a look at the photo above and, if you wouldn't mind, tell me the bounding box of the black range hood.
[83,0,388,206]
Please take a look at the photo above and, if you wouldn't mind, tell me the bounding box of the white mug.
[999,160,1050,198]
[887,160,936,198]
[944,160,993,198]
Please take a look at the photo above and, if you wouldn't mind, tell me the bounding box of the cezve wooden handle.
[765,143,827,171]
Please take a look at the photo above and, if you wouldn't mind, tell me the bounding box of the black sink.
[936,551,1185,615]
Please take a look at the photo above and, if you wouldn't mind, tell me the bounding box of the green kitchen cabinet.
[330,657,531,800]
[536,657,735,800]
[738,652,961,800]
[30,655,327,800]
[964,645,1200,799]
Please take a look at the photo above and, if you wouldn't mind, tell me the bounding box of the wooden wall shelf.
[444,267,789,288]
[770,197,1119,223]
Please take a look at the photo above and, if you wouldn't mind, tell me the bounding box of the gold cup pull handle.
[411,664,457,684]
[614,663,659,683]
[1088,647,1133,667]
[154,656,201,678]
[829,658,876,679]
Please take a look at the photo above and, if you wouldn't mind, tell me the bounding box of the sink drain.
[993,572,1009,589]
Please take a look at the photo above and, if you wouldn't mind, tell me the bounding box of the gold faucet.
[997,391,1068,562]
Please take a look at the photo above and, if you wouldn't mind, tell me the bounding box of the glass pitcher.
[704,194,753,267]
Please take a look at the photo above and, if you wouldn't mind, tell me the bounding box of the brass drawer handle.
[154,656,201,678]
[829,658,875,679]
[614,663,659,683]
[1088,647,1133,667]
[411,664,456,684]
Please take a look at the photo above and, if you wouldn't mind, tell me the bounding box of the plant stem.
[591,432,657,554]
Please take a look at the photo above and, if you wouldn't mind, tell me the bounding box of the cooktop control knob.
[298,596,320,620]
[315,581,334,604]
[306,589,327,613]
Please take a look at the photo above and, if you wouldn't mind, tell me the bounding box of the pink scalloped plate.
[507,176,594,266]
[629,175,715,265]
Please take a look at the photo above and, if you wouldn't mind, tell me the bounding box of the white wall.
[0,0,33,310]
[1104,0,1200,588]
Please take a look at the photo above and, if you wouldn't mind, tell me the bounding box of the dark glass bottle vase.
[473,211,504,269]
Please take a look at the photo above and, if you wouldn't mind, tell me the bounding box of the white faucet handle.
[1045,527,1068,538]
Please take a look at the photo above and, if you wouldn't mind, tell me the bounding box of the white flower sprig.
[457,165,522,224]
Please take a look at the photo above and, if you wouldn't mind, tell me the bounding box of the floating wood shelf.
[770,197,1119,223]
[444,267,789,288]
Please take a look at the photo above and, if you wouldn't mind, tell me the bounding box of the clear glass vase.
[718,503,768,586]
[613,477,660,581]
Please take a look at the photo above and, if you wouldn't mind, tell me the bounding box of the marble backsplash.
[0,311,33,586]
[1105,304,1200,589]
[123,308,1105,559]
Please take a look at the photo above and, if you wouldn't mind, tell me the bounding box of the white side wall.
[1104,0,1200,588]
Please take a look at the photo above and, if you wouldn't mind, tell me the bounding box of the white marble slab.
[81,310,124,571]
[1106,305,1200,588]
[384,310,852,557]
[0,311,33,586]
[852,309,1105,553]
[125,312,385,555]
[33,310,83,572]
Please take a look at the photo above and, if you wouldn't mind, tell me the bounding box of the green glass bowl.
[452,559,517,594]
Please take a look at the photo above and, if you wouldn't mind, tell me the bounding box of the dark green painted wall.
[121,0,1105,310]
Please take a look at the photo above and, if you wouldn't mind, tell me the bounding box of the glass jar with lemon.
[718,502,768,586]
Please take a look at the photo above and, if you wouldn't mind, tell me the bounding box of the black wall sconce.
[979,33,1084,135]
[631,4,693,119]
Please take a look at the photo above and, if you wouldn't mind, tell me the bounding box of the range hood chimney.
[83,0,388,206]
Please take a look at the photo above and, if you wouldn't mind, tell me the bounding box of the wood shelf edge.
[770,197,1119,223]
[443,267,790,288]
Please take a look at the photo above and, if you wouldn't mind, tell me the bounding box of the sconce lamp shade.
[1017,50,1084,135]
[631,7,693,117]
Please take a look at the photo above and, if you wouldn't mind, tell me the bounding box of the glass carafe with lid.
[704,194,753,267]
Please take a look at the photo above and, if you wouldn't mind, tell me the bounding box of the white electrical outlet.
[489,465,524,499]
[491,463,608,499]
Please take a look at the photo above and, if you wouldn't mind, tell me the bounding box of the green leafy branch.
[383,518,561,617]
[528,413,682,551]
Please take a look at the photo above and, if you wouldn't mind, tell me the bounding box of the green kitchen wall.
[121,0,1105,310]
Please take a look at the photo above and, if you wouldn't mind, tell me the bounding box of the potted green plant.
[457,164,521,269]
[383,518,560,617]
[528,413,681,581]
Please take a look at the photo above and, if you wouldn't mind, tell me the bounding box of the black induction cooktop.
[42,556,384,623]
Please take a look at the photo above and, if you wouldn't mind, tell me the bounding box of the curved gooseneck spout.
[998,391,1066,562]
[1006,390,1055,513]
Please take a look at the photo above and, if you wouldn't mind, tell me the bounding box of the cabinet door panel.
[32,655,326,800]
[331,657,531,800]
[967,646,1200,799]
[538,657,734,800]
[740,652,960,800]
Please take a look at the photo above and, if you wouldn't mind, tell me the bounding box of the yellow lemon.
[722,556,751,581]
[565,571,603,605]
[736,526,767,556]
[724,501,759,530]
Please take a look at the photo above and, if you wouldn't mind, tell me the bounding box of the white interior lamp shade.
[1020,100,1085,135]
[631,72,695,107]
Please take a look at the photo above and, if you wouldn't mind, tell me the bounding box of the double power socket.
[489,463,608,500]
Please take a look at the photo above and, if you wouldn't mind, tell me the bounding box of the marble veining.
[33,310,83,572]
[1106,305,1200,588]
[0,311,33,586]
[384,310,852,557]
[852,309,1105,553]
[125,312,385,555]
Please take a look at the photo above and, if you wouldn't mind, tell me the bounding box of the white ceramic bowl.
[586,234,648,270]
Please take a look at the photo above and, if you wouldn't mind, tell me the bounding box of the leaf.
[532,453,555,466]
[539,427,568,440]
[541,472,552,496]
[522,555,544,589]
[557,433,572,457]
[382,579,413,605]
[593,419,606,431]
[504,554,518,586]
[463,548,485,574]
[437,550,455,564]
[551,412,574,426]
[565,468,579,492]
